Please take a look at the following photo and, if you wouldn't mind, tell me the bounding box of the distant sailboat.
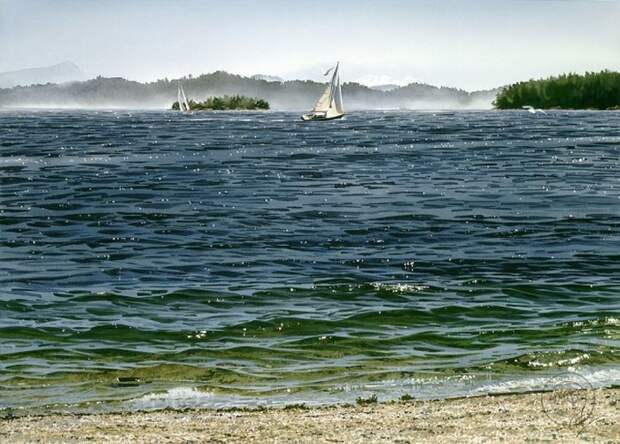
[177,82,191,112]
[522,105,546,115]
[301,62,345,121]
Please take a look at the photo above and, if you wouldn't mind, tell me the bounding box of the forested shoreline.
[172,95,269,111]
[494,71,620,110]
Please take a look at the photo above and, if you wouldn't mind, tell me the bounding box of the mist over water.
[0,72,498,110]
[0,110,619,412]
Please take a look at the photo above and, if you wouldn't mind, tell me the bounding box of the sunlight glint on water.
[0,110,619,412]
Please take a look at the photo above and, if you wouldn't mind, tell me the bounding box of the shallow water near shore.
[1,110,619,413]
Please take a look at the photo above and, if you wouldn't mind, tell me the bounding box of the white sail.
[327,63,339,105]
[324,105,342,119]
[177,84,184,111]
[177,82,190,112]
[334,77,344,114]
[313,84,333,112]
[180,85,190,111]
[313,63,340,112]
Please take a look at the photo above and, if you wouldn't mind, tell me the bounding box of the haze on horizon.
[1,0,619,91]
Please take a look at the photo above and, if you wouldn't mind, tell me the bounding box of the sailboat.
[177,82,191,112]
[301,62,344,121]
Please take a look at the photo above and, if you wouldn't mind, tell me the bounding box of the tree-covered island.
[172,94,269,111]
[494,70,620,110]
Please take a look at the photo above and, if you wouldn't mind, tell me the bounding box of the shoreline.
[2,388,618,443]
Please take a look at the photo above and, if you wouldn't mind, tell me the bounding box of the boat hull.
[300,113,345,121]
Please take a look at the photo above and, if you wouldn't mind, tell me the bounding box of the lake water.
[0,110,619,412]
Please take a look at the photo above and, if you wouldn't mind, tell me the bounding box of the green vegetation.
[172,94,269,111]
[282,403,309,411]
[494,70,620,110]
[355,394,378,406]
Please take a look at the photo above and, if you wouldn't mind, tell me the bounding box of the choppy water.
[1,110,619,413]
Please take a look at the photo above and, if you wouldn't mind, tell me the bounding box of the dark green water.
[0,110,618,412]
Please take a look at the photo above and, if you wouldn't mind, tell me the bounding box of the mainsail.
[177,85,183,110]
[334,76,344,114]
[177,82,190,112]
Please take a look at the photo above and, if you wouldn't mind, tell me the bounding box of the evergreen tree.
[495,71,620,110]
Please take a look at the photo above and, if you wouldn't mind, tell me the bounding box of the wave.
[2,111,620,412]
[3,361,619,413]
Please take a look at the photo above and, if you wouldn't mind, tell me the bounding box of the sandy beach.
[1,388,618,443]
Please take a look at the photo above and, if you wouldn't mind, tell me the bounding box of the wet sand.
[1,388,618,443]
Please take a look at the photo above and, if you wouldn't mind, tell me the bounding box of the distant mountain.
[370,84,400,92]
[0,70,500,110]
[0,61,87,89]
[251,74,283,83]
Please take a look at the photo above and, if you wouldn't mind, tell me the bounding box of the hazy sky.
[1,0,619,90]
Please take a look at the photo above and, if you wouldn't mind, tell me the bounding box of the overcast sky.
[1,0,619,90]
